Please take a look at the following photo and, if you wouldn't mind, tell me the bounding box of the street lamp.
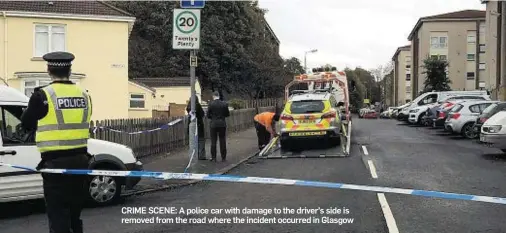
[304,49,318,73]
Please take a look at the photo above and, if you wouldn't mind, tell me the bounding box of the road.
[2,118,506,232]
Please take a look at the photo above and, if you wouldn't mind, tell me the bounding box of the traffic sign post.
[173,5,203,168]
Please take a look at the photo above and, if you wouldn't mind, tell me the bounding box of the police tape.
[91,118,183,135]
[1,162,506,205]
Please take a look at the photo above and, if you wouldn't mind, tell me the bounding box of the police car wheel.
[87,175,121,206]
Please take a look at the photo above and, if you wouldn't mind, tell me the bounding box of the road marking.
[362,145,369,155]
[367,160,378,179]
[378,193,400,233]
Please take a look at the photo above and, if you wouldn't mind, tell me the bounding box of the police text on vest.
[56,97,87,110]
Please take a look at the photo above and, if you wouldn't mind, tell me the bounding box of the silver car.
[445,100,500,138]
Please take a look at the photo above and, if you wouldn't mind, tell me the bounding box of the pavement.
[129,127,260,193]
[2,118,506,232]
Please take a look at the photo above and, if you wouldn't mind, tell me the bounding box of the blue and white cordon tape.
[92,118,183,135]
[2,162,506,205]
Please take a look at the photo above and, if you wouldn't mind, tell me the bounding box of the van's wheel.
[86,166,122,206]
[417,113,425,125]
[462,123,477,139]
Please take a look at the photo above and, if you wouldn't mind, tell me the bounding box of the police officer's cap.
[43,52,75,68]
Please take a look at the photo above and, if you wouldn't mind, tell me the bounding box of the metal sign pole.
[173,2,203,171]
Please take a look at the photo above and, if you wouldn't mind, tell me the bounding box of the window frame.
[406,73,411,81]
[467,54,475,61]
[479,44,486,53]
[479,63,486,70]
[466,72,475,80]
[33,23,67,58]
[430,36,448,49]
[22,78,80,98]
[467,35,476,43]
[129,93,146,109]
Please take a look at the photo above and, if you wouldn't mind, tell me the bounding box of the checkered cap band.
[47,62,71,67]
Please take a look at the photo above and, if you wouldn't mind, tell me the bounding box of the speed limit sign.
[173,9,200,49]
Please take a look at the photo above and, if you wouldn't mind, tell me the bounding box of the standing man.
[253,111,280,150]
[21,52,92,233]
[206,91,230,162]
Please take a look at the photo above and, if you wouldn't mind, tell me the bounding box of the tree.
[283,57,305,75]
[421,56,451,93]
[371,62,394,105]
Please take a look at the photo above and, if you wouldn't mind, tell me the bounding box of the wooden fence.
[90,106,275,158]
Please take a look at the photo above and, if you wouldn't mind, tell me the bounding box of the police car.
[279,91,343,150]
[0,85,142,206]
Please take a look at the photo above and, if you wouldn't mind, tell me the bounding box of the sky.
[258,0,485,71]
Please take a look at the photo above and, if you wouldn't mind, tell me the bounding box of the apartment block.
[482,0,506,100]
[408,10,486,95]
[392,45,412,105]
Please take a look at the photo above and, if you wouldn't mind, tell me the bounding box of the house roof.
[133,77,198,88]
[265,21,280,44]
[0,1,132,17]
[392,45,411,61]
[128,79,156,93]
[407,10,486,40]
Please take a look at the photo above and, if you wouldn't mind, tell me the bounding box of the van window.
[290,100,325,114]
[0,106,32,145]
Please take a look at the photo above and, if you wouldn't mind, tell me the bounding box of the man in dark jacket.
[206,91,230,161]
[186,96,206,160]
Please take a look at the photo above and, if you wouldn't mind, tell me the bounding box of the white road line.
[367,160,378,179]
[362,145,369,155]
[378,193,400,233]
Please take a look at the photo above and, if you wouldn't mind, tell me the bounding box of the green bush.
[229,99,246,110]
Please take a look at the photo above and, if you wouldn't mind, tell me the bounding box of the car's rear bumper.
[480,133,506,148]
[125,161,143,189]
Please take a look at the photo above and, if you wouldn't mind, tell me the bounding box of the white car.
[480,110,506,152]
[445,100,499,138]
[0,85,143,205]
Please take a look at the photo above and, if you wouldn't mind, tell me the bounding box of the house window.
[406,65,411,69]
[479,44,486,53]
[467,72,475,80]
[430,55,439,59]
[34,24,66,58]
[467,54,475,61]
[23,80,52,97]
[431,36,447,49]
[479,63,486,70]
[22,79,80,97]
[439,55,447,60]
[129,94,145,108]
[467,35,476,43]
[406,74,411,81]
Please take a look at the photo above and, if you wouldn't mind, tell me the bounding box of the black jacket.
[20,80,92,159]
[186,102,205,137]
[206,99,230,128]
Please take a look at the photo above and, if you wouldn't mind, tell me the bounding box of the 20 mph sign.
[173,9,200,50]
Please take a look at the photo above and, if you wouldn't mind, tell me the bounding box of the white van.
[0,85,143,205]
[400,90,489,122]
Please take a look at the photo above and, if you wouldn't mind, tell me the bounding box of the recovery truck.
[259,67,353,158]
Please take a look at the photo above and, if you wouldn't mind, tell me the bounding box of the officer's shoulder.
[33,84,49,92]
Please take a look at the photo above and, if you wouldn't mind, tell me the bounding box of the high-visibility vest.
[35,83,92,153]
[254,112,275,127]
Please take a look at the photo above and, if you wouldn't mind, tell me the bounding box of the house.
[482,0,506,100]
[0,1,135,121]
[392,45,412,105]
[264,21,280,54]
[407,10,486,96]
[128,80,156,118]
[133,77,202,106]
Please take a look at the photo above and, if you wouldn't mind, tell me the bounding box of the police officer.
[20,52,92,233]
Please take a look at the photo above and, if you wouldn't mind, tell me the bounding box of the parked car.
[445,100,499,138]
[474,102,506,136]
[0,85,143,205]
[480,110,506,152]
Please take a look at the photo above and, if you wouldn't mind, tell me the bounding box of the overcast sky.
[259,0,485,71]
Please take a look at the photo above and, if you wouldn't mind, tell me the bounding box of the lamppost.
[304,49,318,73]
